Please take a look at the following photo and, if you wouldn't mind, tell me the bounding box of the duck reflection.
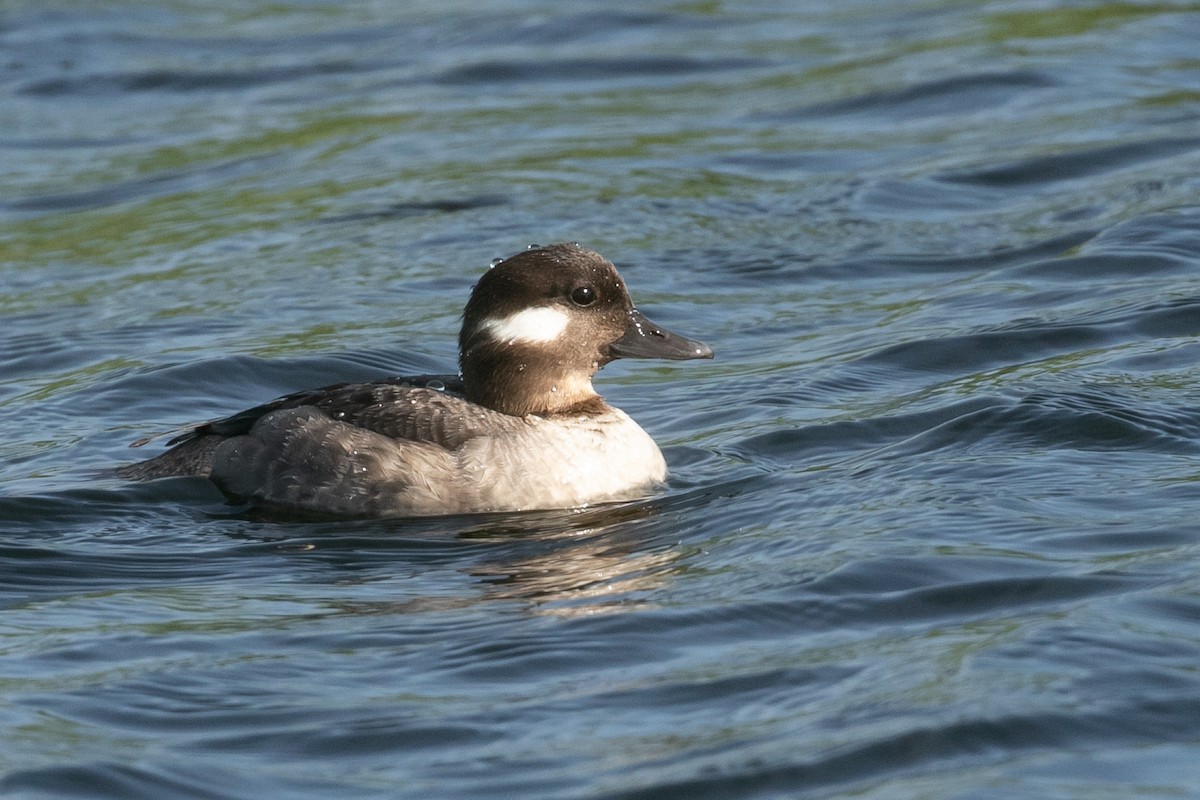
[460,500,685,616]
[470,536,681,616]
[218,488,719,618]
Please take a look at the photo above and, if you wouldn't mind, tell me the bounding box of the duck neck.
[461,348,605,417]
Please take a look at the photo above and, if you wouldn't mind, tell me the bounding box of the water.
[4,1,1200,797]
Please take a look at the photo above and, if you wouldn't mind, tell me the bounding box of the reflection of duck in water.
[473,540,682,617]
[463,503,684,616]
[121,244,712,517]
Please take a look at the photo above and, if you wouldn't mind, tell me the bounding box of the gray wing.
[117,376,519,484]
[207,406,473,516]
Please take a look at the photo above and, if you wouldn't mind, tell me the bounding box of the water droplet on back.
[527,242,541,250]
[490,257,504,268]
[426,379,446,391]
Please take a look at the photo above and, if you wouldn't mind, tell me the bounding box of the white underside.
[458,408,667,513]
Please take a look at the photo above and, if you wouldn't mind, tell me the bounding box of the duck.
[119,243,713,517]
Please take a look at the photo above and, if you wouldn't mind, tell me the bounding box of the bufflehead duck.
[120,243,713,516]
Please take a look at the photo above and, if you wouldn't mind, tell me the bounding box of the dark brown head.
[458,243,712,417]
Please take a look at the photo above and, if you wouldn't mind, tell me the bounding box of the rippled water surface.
[5,1,1200,798]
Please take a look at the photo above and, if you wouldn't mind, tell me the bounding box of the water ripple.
[433,55,768,86]
[18,61,379,97]
[777,70,1059,122]
[939,137,1200,189]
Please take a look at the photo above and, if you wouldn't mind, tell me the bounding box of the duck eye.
[570,286,596,306]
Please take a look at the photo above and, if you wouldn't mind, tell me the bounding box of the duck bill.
[607,309,714,361]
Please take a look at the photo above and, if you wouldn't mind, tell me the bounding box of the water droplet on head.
[426,379,446,391]
[550,385,558,393]
[490,257,504,268]
[527,242,541,250]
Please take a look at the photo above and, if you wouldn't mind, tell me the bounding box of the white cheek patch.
[480,306,570,344]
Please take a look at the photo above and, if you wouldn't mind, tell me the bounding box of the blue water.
[5,1,1200,798]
